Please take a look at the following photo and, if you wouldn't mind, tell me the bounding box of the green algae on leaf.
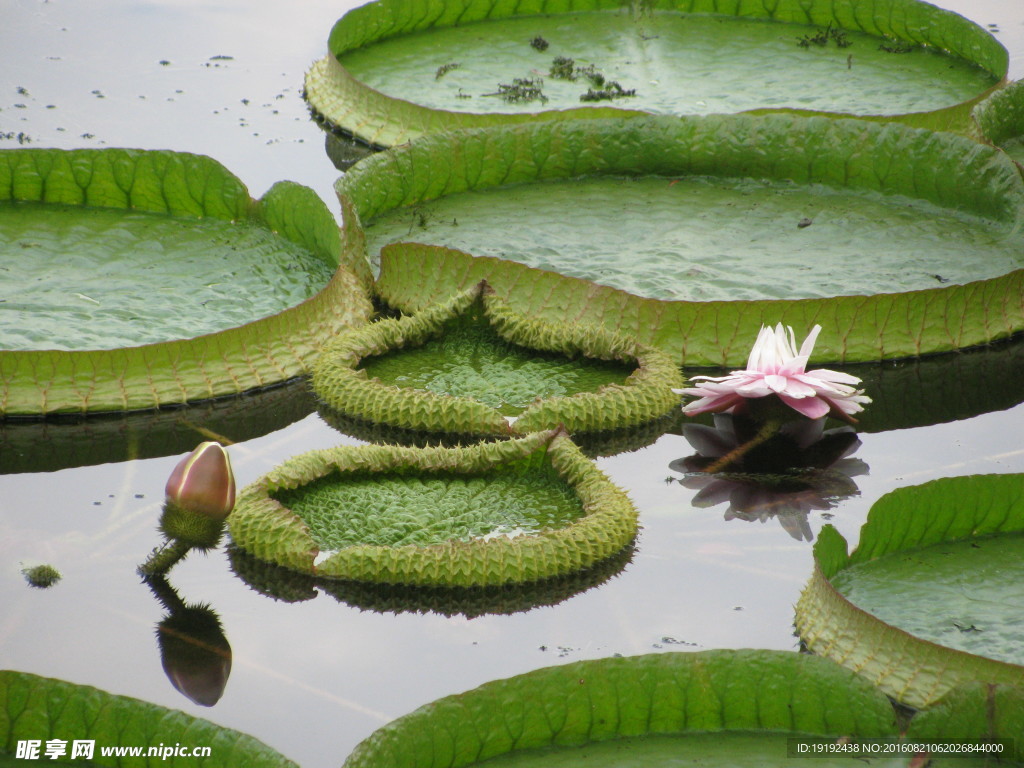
[228,429,637,587]
[0,148,373,415]
[341,115,1024,366]
[313,280,683,436]
[795,474,1024,709]
[0,670,298,767]
[306,0,1006,147]
[341,649,899,768]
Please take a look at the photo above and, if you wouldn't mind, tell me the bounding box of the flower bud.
[165,442,235,521]
[159,442,236,551]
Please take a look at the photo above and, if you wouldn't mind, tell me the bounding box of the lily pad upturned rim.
[0,669,297,767]
[794,473,1024,709]
[227,428,638,587]
[312,279,683,437]
[341,648,899,768]
[340,113,1024,366]
[0,147,373,416]
[972,78,1024,149]
[305,0,1007,148]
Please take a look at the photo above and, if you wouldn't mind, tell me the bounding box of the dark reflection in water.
[0,379,317,474]
[146,575,232,708]
[319,402,684,458]
[228,542,635,618]
[668,414,868,541]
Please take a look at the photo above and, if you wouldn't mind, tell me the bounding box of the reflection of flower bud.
[159,442,235,551]
[165,442,236,520]
[157,604,232,707]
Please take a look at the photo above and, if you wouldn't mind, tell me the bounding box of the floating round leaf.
[0,148,373,415]
[306,0,1006,147]
[795,473,1024,709]
[0,670,297,767]
[313,281,683,436]
[228,429,637,587]
[341,649,899,767]
[342,115,1024,365]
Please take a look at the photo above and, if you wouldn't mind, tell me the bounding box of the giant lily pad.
[305,0,1006,148]
[0,669,297,767]
[795,473,1024,709]
[342,115,1024,365]
[0,148,373,415]
[313,281,682,437]
[341,649,900,767]
[906,683,1024,761]
[972,79,1024,165]
[228,429,637,587]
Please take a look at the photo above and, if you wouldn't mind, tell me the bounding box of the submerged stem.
[702,418,782,474]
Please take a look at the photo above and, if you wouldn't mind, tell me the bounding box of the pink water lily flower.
[674,324,870,421]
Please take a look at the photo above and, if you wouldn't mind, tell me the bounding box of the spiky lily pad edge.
[227,429,638,587]
[312,280,683,437]
[0,147,373,416]
[305,0,1007,148]
[340,113,1024,366]
[794,474,1024,709]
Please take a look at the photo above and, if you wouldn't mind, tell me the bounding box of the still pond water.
[2,1,1024,766]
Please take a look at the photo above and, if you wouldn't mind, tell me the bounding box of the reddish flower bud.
[165,442,236,521]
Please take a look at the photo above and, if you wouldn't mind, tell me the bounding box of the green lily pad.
[0,148,373,415]
[973,79,1024,165]
[341,649,900,767]
[795,474,1024,709]
[0,669,297,767]
[228,429,637,587]
[306,0,1006,147]
[339,114,1024,365]
[907,683,1024,761]
[313,281,683,436]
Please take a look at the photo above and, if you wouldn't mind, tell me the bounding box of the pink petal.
[778,393,830,419]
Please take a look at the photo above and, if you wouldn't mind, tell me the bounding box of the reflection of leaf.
[0,670,297,767]
[306,0,1006,147]
[229,543,634,619]
[0,148,372,415]
[348,115,1024,366]
[796,474,1024,708]
[342,649,898,767]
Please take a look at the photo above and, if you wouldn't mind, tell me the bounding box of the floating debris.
[530,35,549,52]
[579,81,635,102]
[435,62,461,80]
[484,77,548,104]
[22,564,62,589]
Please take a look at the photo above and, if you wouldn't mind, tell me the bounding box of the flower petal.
[778,393,830,419]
